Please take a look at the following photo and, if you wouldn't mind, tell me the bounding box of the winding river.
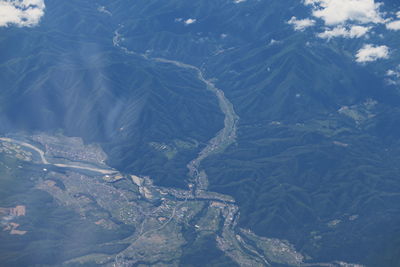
[152,57,239,192]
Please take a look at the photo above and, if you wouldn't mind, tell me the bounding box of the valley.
[1,0,399,265]
[0,26,363,265]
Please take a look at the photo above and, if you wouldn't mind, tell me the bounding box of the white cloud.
[386,67,400,85]
[355,44,389,63]
[288,16,315,31]
[0,0,45,27]
[304,0,384,25]
[386,20,400,30]
[318,25,371,39]
[291,0,400,41]
[387,69,400,78]
[386,66,400,78]
[98,6,111,16]
[268,39,281,45]
[184,18,196,25]
[233,0,247,3]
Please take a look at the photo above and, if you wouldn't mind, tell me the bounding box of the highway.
[0,137,49,164]
[0,137,116,175]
